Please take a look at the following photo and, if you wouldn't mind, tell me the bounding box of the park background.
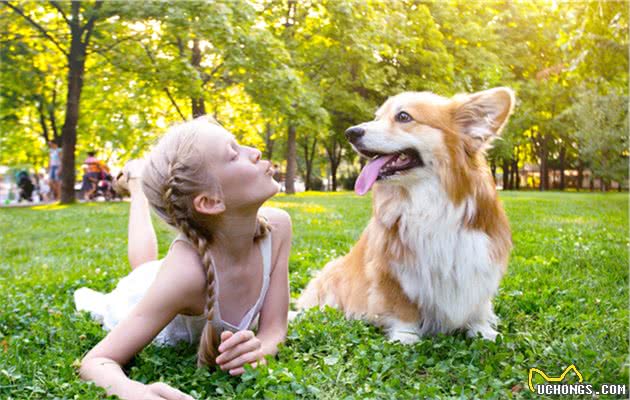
[0,1,628,399]
[0,0,627,200]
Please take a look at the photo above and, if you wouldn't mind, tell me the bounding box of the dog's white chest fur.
[374,177,502,338]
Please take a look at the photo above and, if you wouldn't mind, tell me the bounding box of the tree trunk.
[60,20,88,203]
[502,159,509,190]
[559,146,566,190]
[192,98,206,118]
[285,124,297,194]
[37,99,50,142]
[539,134,548,191]
[302,136,317,191]
[191,39,206,118]
[329,155,340,192]
[330,153,341,192]
[577,161,584,191]
[302,139,311,191]
[265,122,274,160]
[49,86,60,141]
[511,158,519,190]
[325,136,343,192]
[589,174,594,191]
[490,160,497,184]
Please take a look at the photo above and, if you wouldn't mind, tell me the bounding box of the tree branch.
[3,1,69,57]
[49,86,60,140]
[87,34,136,56]
[49,0,71,27]
[141,43,187,121]
[81,0,103,46]
[201,59,226,86]
[36,97,50,142]
[165,88,187,121]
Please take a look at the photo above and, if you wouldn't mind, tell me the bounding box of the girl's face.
[202,125,279,210]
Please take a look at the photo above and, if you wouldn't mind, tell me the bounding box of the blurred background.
[0,0,627,204]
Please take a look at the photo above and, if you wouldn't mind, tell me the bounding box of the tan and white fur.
[297,87,515,343]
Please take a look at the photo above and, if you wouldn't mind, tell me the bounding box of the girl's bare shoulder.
[157,240,207,309]
[259,207,292,237]
[259,207,292,272]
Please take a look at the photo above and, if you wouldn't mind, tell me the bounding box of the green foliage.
[566,87,628,186]
[0,192,627,398]
[0,1,627,189]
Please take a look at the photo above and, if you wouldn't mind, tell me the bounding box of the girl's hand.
[132,381,195,400]
[215,330,265,375]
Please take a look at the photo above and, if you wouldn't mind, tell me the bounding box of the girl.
[75,116,291,400]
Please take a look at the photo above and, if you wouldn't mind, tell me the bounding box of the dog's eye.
[395,111,413,123]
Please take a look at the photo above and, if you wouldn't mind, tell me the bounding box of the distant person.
[38,172,51,202]
[48,141,62,200]
[82,151,112,200]
[272,164,280,182]
[17,170,34,202]
[272,164,285,192]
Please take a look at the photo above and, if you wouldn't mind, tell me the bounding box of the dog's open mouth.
[355,149,424,195]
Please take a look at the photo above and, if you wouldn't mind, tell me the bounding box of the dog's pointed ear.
[453,87,515,152]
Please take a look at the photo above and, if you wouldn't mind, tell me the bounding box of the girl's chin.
[255,179,280,203]
[268,180,281,196]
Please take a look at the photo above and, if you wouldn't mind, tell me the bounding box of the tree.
[567,88,628,190]
[0,7,66,169]
[3,1,113,202]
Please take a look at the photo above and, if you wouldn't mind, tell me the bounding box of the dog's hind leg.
[296,280,340,310]
[296,277,326,309]
[296,260,342,310]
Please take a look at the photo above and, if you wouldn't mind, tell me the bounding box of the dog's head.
[349,88,515,197]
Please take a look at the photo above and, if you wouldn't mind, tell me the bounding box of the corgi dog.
[297,88,515,343]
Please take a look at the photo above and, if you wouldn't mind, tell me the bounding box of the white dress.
[74,233,273,346]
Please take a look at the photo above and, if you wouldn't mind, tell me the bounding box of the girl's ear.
[193,193,225,215]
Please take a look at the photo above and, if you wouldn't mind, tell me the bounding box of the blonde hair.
[142,115,269,367]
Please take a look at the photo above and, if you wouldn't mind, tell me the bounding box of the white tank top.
[169,232,273,333]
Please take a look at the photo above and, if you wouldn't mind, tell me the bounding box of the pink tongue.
[355,155,396,195]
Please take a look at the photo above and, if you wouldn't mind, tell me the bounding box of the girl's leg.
[127,178,158,270]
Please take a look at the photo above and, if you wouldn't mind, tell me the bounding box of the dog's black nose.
[345,127,365,143]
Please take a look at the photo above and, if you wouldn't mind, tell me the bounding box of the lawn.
[0,191,627,399]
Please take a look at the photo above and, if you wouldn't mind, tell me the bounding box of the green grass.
[0,191,627,399]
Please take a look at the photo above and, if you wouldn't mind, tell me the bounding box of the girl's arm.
[80,244,205,399]
[216,208,292,375]
[255,209,292,355]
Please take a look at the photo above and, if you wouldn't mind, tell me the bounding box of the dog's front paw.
[387,320,422,344]
[388,330,421,344]
[467,323,499,341]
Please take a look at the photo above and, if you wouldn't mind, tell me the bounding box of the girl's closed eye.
[230,144,239,161]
